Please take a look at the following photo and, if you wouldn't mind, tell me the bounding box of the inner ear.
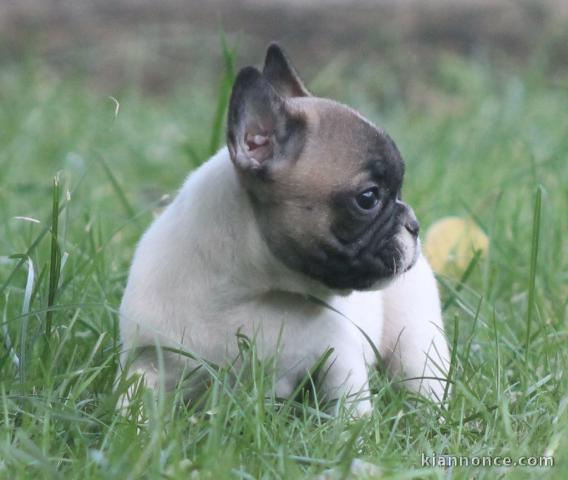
[227,66,286,171]
[262,42,310,98]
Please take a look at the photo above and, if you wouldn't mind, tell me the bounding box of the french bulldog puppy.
[119,43,450,416]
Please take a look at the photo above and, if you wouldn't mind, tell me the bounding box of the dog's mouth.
[261,206,419,291]
[358,248,420,291]
[304,199,420,290]
[288,235,417,291]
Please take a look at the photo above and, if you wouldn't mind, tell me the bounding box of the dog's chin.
[359,275,397,292]
[329,273,398,296]
[354,232,421,292]
[328,267,405,295]
[301,243,422,295]
[351,245,422,293]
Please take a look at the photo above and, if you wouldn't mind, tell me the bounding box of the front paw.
[349,398,373,418]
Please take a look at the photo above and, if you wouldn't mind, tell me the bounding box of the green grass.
[0,48,567,479]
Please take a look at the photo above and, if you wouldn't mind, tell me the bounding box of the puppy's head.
[227,43,420,291]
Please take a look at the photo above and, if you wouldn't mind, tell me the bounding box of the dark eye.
[355,187,380,210]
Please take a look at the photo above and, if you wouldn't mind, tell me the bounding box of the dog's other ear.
[262,42,310,98]
[227,66,305,172]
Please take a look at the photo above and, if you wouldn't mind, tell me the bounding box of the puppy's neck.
[173,147,331,301]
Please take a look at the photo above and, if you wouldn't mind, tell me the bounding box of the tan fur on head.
[227,48,414,291]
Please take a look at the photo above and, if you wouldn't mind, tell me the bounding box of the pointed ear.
[262,42,310,98]
[227,66,305,173]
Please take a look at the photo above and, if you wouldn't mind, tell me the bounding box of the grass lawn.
[0,47,567,479]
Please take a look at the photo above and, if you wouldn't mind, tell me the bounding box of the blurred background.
[2,0,567,270]
[1,0,567,261]
[2,0,567,95]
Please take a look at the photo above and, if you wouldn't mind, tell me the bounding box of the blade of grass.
[442,248,482,311]
[462,296,483,379]
[45,175,61,340]
[335,420,368,478]
[492,308,501,400]
[95,152,136,219]
[283,347,334,410]
[208,33,237,156]
[183,142,203,167]
[19,256,35,383]
[0,434,56,479]
[442,314,460,404]
[2,293,20,370]
[0,168,86,300]
[525,185,542,366]
[0,230,49,299]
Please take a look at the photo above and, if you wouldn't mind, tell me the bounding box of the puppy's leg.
[320,351,372,417]
[381,254,450,402]
[116,346,191,413]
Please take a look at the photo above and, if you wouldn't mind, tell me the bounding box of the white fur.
[119,147,450,415]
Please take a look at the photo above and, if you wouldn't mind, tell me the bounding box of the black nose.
[396,200,420,237]
[405,217,420,236]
